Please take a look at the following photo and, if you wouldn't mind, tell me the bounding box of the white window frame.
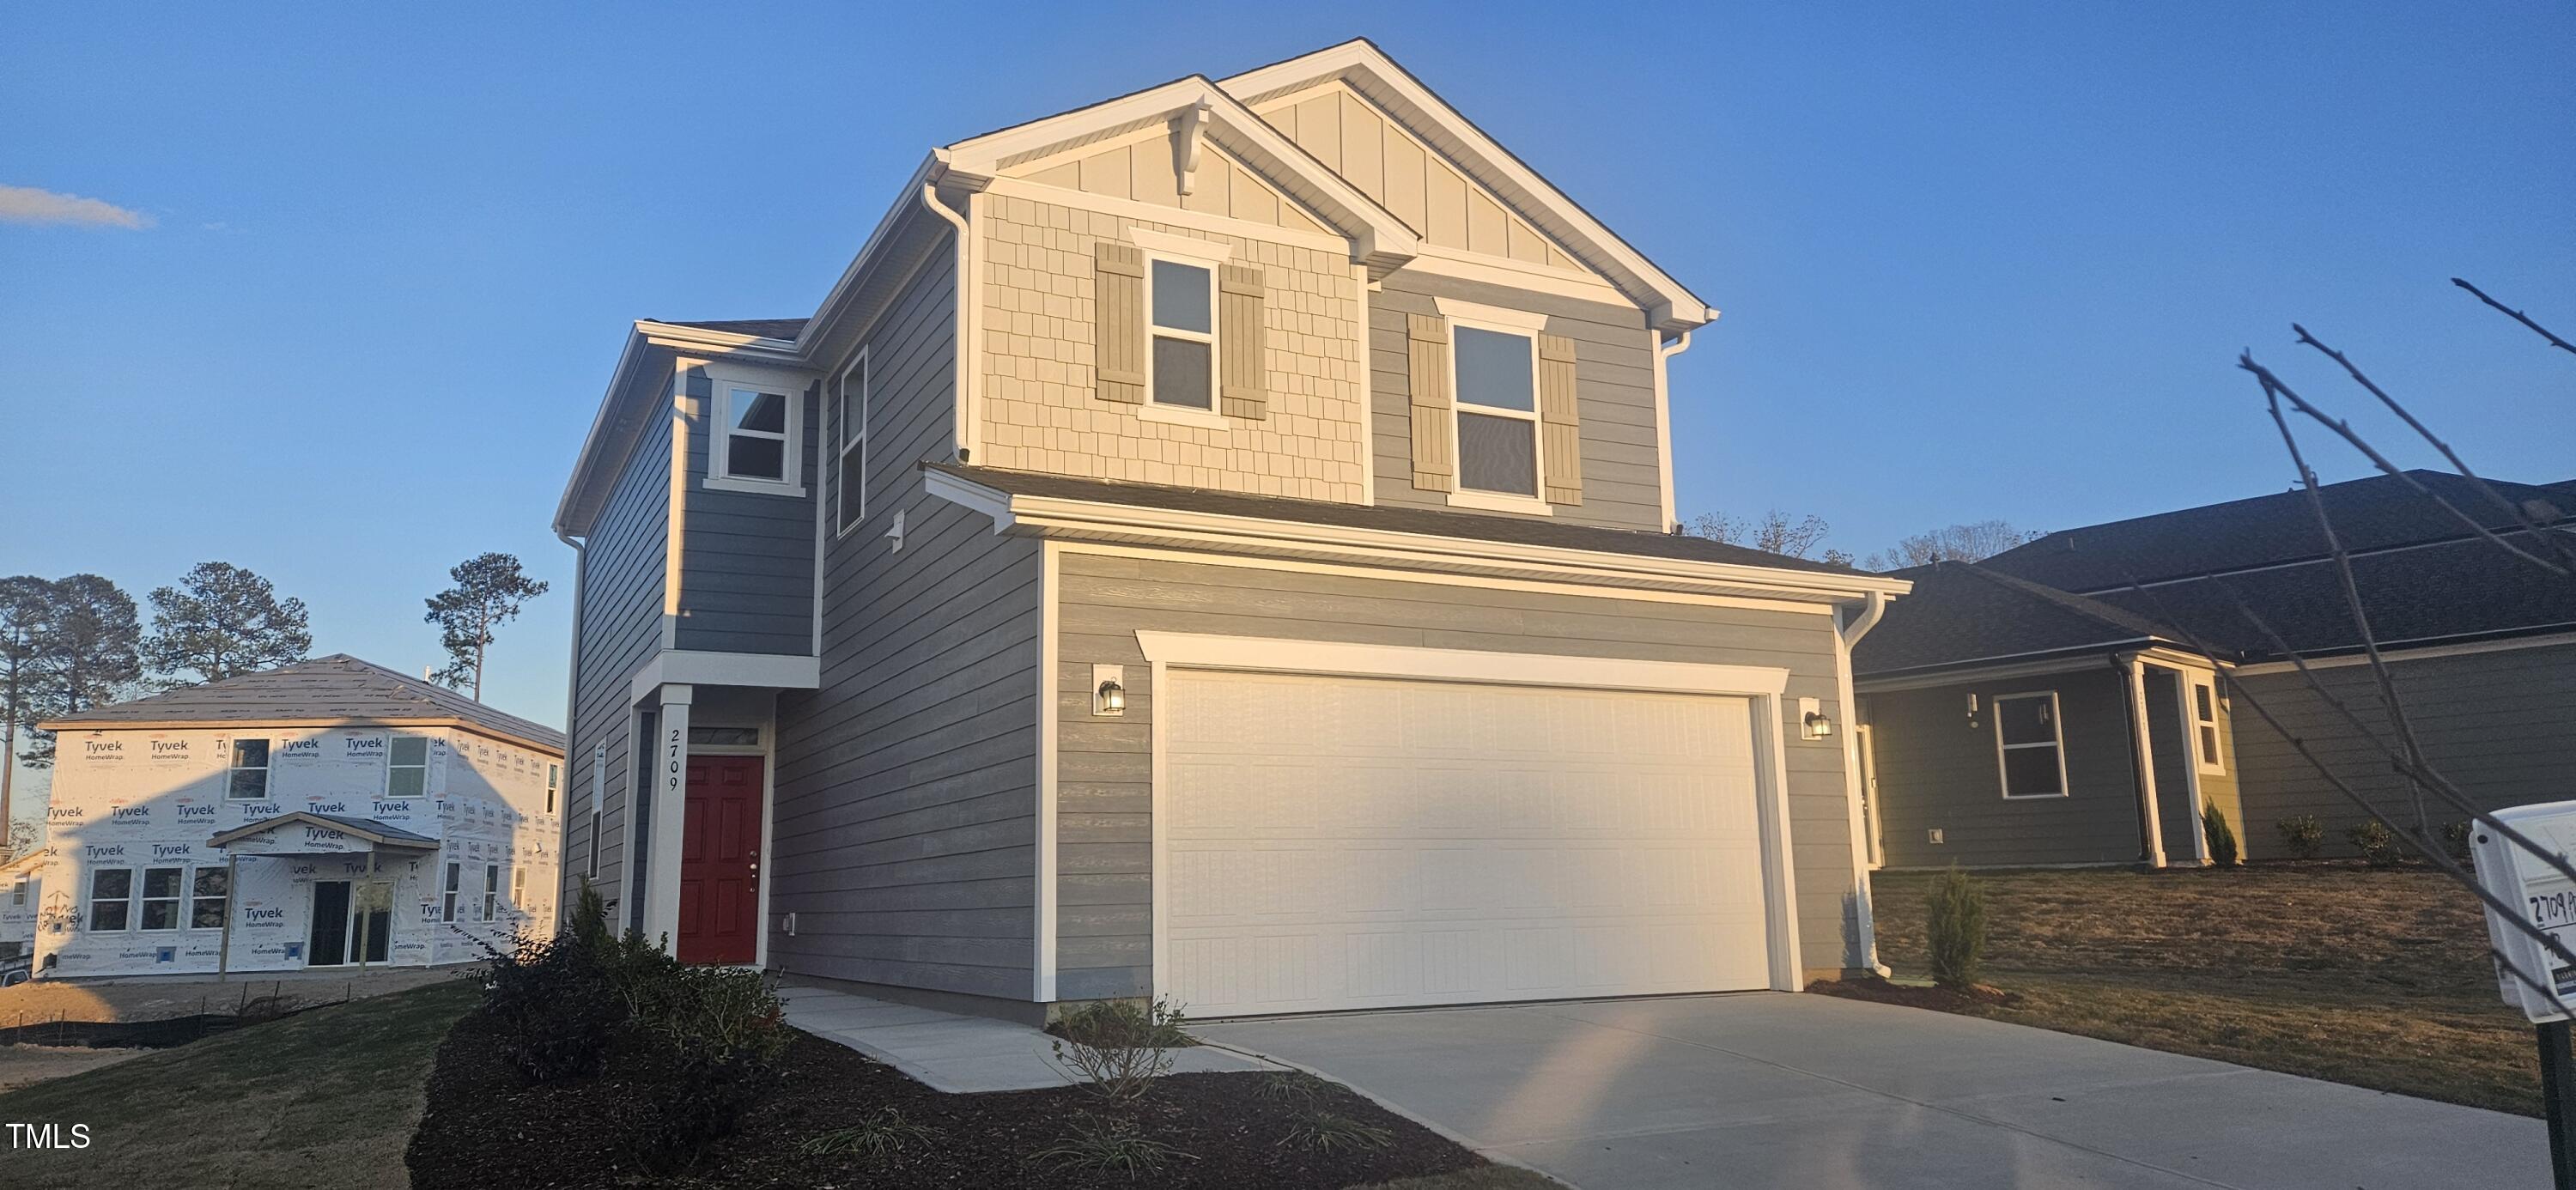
[137,865,186,932]
[1993,689,2071,800]
[545,763,560,815]
[511,866,526,914]
[225,737,270,801]
[2190,679,2226,775]
[386,735,429,798]
[1133,232,1233,432]
[88,866,135,932]
[483,864,500,921]
[441,861,461,923]
[705,377,805,495]
[188,865,228,931]
[1435,297,1552,516]
[833,348,870,537]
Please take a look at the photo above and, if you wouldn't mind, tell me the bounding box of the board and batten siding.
[2231,641,2576,859]
[1050,551,1868,999]
[564,407,671,914]
[1369,268,1665,531]
[1863,669,2147,869]
[769,249,1050,1005]
[673,367,819,656]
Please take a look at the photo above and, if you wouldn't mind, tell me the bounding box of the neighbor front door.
[677,755,762,964]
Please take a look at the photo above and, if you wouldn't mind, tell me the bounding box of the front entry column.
[643,683,692,950]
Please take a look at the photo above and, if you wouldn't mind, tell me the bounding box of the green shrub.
[2443,820,2475,864]
[2202,804,2239,866]
[1048,997,1189,1101]
[1281,1114,1394,1153]
[1924,865,1988,991]
[800,1109,942,1163]
[471,896,622,1085]
[1033,1114,1196,1177]
[2276,815,2325,860]
[2348,820,2402,867]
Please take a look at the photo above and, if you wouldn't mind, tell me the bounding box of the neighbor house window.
[1994,691,2069,799]
[2191,681,2224,774]
[387,736,428,798]
[835,351,868,532]
[483,865,500,921]
[10,877,25,906]
[139,867,184,931]
[442,862,461,923]
[190,866,229,930]
[712,384,796,485]
[88,868,134,931]
[227,738,270,799]
[545,763,560,815]
[511,867,526,914]
[1452,323,1541,498]
[1146,258,1216,410]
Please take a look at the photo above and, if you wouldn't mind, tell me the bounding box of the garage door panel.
[1163,670,1774,1016]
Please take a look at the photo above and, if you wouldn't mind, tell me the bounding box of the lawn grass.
[0,977,479,1189]
[1860,864,2538,1116]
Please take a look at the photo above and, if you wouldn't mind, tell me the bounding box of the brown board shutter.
[1537,332,1582,505]
[1406,313,1455,492]
[1094,242,1146,404]
[1218,263,1267,420]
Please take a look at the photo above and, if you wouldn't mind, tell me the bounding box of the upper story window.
[386,736,428,798]
[1147,258,1216,410]
[708,381,801,493]
[226,738,270,800]
[1453,325,1540,498]
[835,351,868,534]
[1994,691,2069,799]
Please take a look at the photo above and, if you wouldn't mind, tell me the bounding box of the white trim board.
[1035,543,1061,1003]
[1131,630,1803,1002]
[628,651,822,707]
[2229,629,2576,675]
[1048,540,1832,615]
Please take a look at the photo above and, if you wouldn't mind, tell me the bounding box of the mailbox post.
[2469,800,2576,1190]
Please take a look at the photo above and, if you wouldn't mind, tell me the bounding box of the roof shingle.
[41,654,565,752]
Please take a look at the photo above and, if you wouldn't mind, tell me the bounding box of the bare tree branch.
[2291,324,2576,572]
[2236,353,2569,578]
[2455,276,2576,357]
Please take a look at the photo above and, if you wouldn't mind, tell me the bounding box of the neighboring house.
[551,39,1910,1023]
[1852,471,2576,868]
[1,847,46,977]
[30,655,565,978]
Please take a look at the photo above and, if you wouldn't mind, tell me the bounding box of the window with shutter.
[1218,263,1267,420]
[1092,242,1147,404]
[1406,313,1455,492]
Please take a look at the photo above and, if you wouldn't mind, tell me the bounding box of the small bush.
[1033,1114,1196,1177]
[2348,820,2402,867]
[2443,820,2475,864]
[1252,1071,1338,1106]
[799,1108,942,1163]
[1049,997,1188,1101]
[1282,1114,1394,1153]
[1924,865,1988,991]
[2276,815,2325,860]
[474,909,622,1085]
[2202,804,2239,866]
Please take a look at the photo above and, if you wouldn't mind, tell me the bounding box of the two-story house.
[551,39,1909,1023]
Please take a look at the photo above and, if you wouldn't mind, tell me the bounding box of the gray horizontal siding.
[563,406,671,917]
[674,368,819,656]
[2233,641,2576,858]
[1864,669,2148,869]
[1370,269,1665,531]
[770,249,1050,1004]
[1053,552,1864,998]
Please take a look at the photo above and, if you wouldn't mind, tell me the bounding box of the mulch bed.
[408,1009,1486,1189]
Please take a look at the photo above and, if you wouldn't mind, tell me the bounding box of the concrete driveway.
[1196,993,2545,1190]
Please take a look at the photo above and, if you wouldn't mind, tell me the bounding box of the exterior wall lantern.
[1798,695,1833,740]
[1092,664,1127,716]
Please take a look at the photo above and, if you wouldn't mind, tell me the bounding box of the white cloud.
[0,183,154,229]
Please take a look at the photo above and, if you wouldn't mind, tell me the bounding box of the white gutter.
[1838,589,1887,647]
[915,183,975,462]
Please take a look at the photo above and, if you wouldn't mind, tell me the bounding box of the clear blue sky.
[4,2,2569,757]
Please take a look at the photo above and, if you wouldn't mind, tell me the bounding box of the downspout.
[1834,589,1890,976]
[556,529,587,908]
[917,185,975,464]
[1652,331,1692,531]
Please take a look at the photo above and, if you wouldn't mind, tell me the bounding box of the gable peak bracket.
[1173,100,1212,197]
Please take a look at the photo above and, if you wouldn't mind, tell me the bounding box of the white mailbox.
[2471,800,2576,1024]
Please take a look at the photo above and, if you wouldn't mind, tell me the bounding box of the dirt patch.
[0,1045,145,1093]
[1863,864,2539,1115]
[0,965,459,1025]
[410,1010,1493,1189]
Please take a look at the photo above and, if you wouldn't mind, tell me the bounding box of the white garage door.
[1163,669,1774,1017]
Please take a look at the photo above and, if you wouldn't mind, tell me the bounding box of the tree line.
[0,553,546,859]
[1684,513,2042,572]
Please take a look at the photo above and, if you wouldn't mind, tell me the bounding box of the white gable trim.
[1221,39,1713,333]
[938,76,1419,278]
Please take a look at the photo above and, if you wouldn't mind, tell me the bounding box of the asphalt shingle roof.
[1851,562,2200,677]
[41,654,565,752]
[926,462,1862,576]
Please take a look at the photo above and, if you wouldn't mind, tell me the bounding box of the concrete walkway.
[777,982,1273,1093]
[1196,992,2548,1190]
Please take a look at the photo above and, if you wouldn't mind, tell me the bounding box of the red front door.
[677,755,763,964]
